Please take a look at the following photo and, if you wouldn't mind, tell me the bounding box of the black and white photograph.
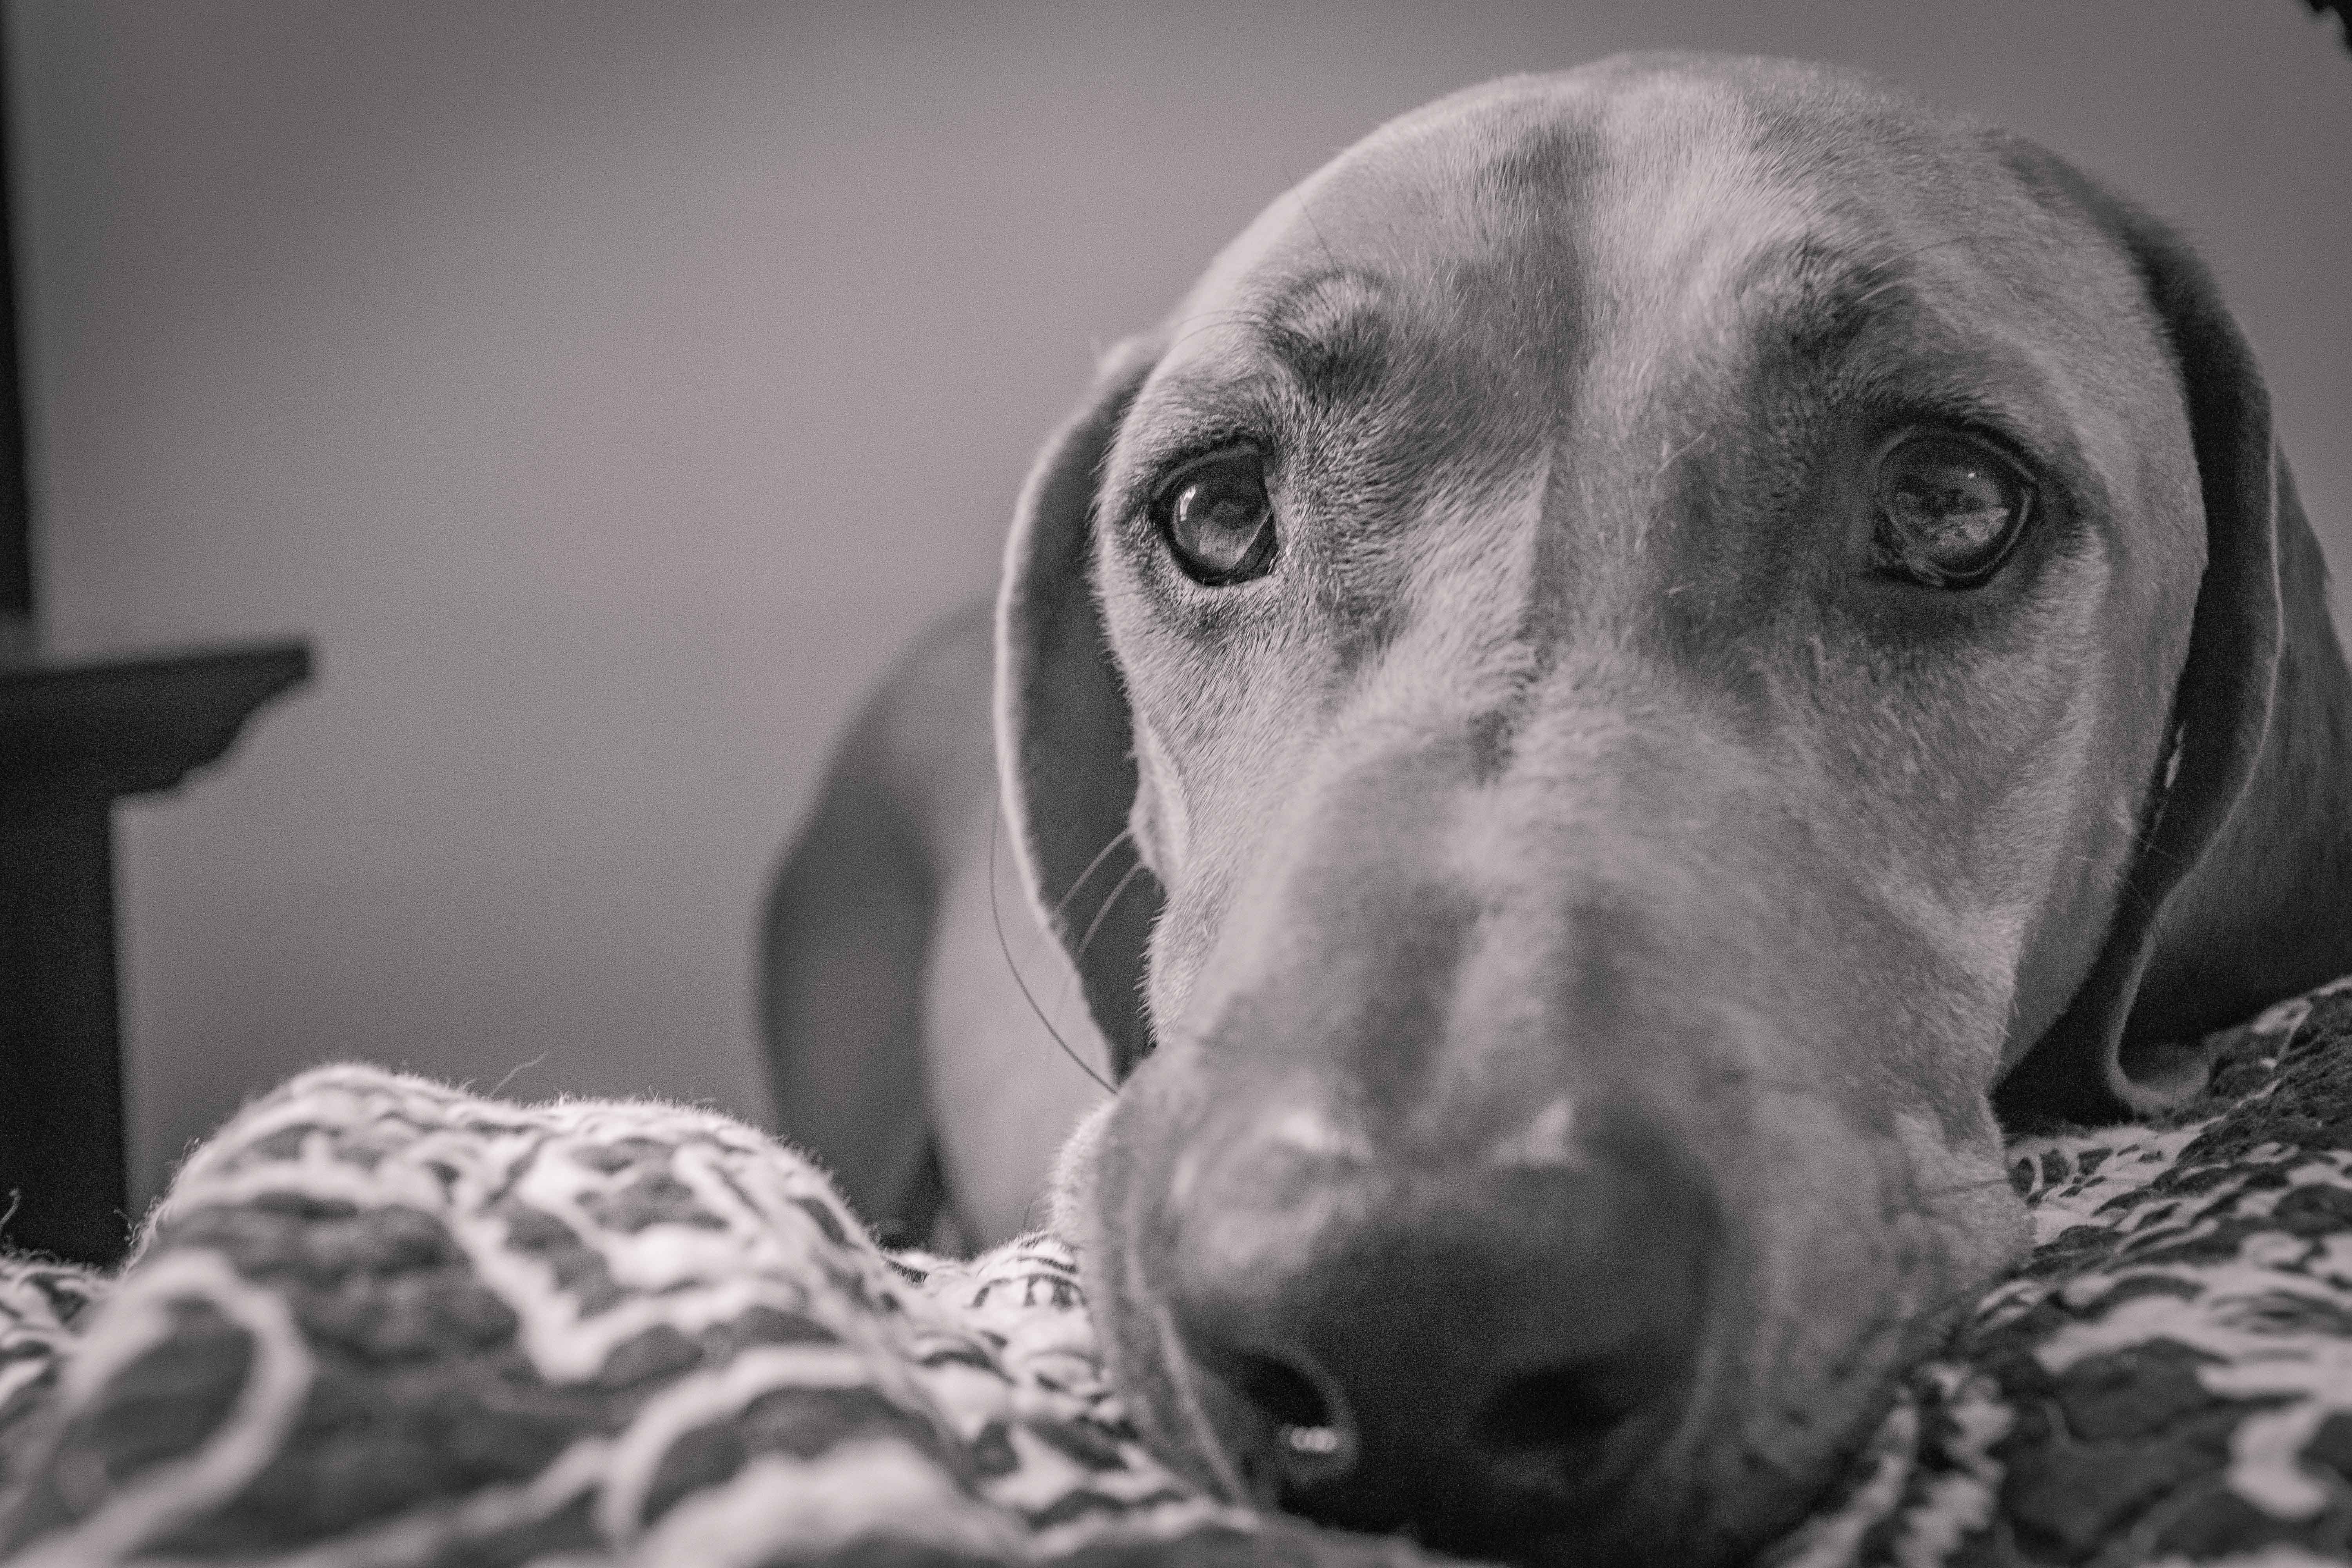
[1,4,2349,1564]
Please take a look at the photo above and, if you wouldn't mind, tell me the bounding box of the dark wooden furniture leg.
[0,644,310,1264]
[0,796,123,1259]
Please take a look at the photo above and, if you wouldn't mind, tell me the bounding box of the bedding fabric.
[4,978,2352,1567]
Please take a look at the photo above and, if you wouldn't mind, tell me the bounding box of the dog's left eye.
[1154,449,1277,585]
[1871,432,2033,590]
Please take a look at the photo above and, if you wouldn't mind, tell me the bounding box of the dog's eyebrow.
[1249,269,1395,403]
[1730,233,2103,510]
[1734,238,1923,366]
[1110,272,1398,487]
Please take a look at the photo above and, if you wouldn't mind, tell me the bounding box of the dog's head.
[996,55,2349,1566]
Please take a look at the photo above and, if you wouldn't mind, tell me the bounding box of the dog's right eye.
[1869,431,2033,590]
[1154,449,1277,585]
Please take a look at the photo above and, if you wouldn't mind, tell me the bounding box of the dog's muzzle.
[1070,715,2025,1566]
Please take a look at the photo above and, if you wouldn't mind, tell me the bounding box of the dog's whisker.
[1152,1302,1258,1504]
[1879,231,1979,268]
[1071,857,1149,968]
[1043,855,1152,1082]
[1292,179,1341,275]
[1650,423,1715,485]
[1047,825,1138,929]
[988,791,1114,1094]
[1160,306,1261,354]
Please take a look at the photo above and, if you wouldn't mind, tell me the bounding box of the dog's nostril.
[1481,1365,1626,1454]
[1477,1344,1679,1481]
[1233,1350,1330,1428]
[1227,1350,1356,1486]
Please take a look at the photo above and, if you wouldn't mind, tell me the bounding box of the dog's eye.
[1872,433,2032,589]
[1155,449,1276,585]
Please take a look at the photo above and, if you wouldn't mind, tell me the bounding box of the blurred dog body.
[762,599,1111,1248]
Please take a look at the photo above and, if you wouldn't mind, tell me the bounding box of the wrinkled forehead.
[1137,58,2175,458]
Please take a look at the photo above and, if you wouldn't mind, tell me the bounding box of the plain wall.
[7,1,2346,1212]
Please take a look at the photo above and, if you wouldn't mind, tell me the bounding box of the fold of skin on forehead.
[1055,55,2204,1564]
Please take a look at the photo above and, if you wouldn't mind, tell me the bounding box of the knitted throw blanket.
[3,978,2351,1567]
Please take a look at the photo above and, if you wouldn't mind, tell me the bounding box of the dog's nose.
[1164,1099,1715,1553]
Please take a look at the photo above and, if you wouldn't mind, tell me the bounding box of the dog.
[763,54,2352,1566]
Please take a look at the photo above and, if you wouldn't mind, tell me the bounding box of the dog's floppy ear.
[995,336,1167,1080]
[1996,152,2352,1125]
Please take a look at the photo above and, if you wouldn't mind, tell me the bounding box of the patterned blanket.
[4,979,2352,1567]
